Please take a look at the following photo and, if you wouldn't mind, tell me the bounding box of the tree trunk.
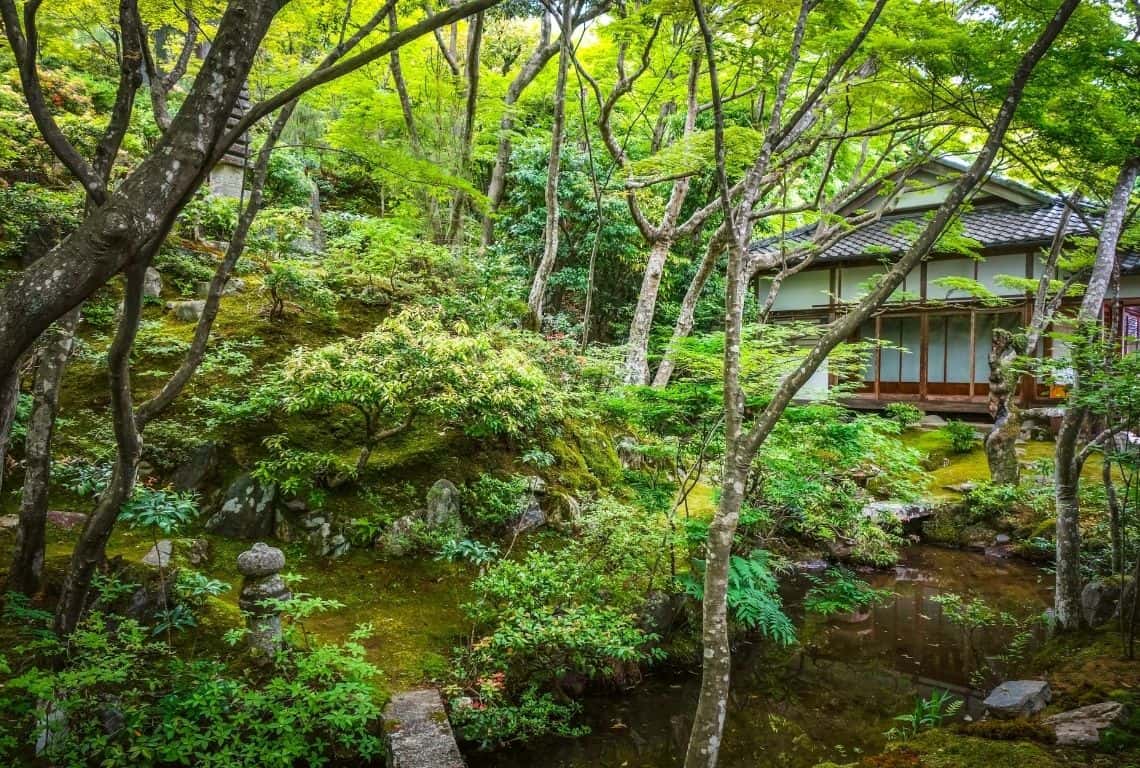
[525,2,571,328]
[653,230,724,388]
[0,0,282,380]
[1053,156,1139,632]
[55,262,148,635]
[481,17,557,249]
[1103,457,1122,575]
[0,366,19,497]
[985,329,1022,484]
[684,0,1080,760]
[623,239,673,384]
[446,10,484,244]
[7,308,80,595]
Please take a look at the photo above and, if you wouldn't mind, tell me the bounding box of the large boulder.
[205,474,277,539]
[1045,701,1128,746]
[982,680,1051,719]
[424,479,461,527]
[168,442,218,493]
[1081,579,1123,628]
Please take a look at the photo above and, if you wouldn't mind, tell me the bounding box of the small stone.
[1045,701,1128,745]
[328,534,349,559]
[142,267,162,298]
[377,515,418,558]
[300,515,326,531]
[0,514,19,530]
[995,533,1011,545]
[513,497,546,533]
[945,481,977,494]
[236,542,286,578]
[983,680,1051,719]
[166,300,206,322]
[424,479,461,527]
[795,559,830,572]
[284,498,308,514]
[195,278,244,298]
[142,539,173,568]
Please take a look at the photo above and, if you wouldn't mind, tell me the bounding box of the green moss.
[548,419,622,492]
[898,729,1062,768]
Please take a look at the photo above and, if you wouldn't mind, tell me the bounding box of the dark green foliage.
[684,549,796,645]
[0,183,80,261]
[804,567,893,616]
[942,420,980,454]
[884,402,925,428]
[462,474,527,529]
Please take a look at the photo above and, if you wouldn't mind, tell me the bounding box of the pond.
[467,546,1052,768]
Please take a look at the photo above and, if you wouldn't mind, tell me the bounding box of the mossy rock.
[920,503,971,545]
[549,419,623,492]
[958,718,1054,743]
[895,729,1062,768]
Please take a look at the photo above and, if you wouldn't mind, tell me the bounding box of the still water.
[467,546,1052,768]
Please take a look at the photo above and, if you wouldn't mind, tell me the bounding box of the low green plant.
[884,402,925,428]
[450,686,586,749]
[886,689,962,740]
[942,419,980,454]
[683,549,796,645]
[437,538,500,568]
[463,474,527,529]
[963,481,1026,521]
[803,567,893,615]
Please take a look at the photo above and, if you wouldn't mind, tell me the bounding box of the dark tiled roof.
[750,202,1092,265]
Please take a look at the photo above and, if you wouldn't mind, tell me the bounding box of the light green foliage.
[886,689,963,741]
[941,420,980,454]
[324,214,454,304]
[263,260,339,322]
[684,550,796,645]
[253,437,355,505]
[436,538,500,568]
[277,311,556,459]
[804,568,893,616]
[962,481,1027,521]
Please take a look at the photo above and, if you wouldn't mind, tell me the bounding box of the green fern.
[683,550,796,646]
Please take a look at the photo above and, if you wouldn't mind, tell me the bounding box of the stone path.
[384,688,465,768]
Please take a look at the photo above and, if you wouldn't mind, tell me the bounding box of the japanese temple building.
[753,158,1140,413]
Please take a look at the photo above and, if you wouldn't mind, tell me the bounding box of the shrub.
[963,481,1026,521]
[884,402,924,427]
[462,474,526,529]
[942,420,980,454]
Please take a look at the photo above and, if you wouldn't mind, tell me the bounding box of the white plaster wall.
[839,265,918,301]
[925,258,976,300]
[977,252,1030,295]
[760,270,831,311]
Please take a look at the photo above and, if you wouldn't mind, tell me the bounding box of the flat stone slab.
[384,689,465,768]
[861,501,932,523]
[983,680,1051,719]
[1045,701,1128,745]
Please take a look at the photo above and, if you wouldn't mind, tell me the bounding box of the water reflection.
[467,547,1051,768]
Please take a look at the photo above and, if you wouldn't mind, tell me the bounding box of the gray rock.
[142,267,162,298]
[944,481,977,494]
[205,473,277,539]
[795,559,830,572]
[386,689,464,768]
[861,501,931,523]
[166,300,206,322]
[424,479,461,527]
[284,498,308,514]
[182,538,211,567]
[300,515,326,530]
[513,497,546,534]
[47,510,88,530]
[168,442,217,492]
[195,277,245,298]
[524,475,547,495]
[995,533,1011,545]
[236,542,286,578]
[377,515,418,558]
[920,414,947,427]
[1045,701,1128,745]
[1081,579,1123,628]
[327,534,349,559]
[616,435,643,470]
[142,539,173,568]
[0,514,18,530]
[982,680,1051,719]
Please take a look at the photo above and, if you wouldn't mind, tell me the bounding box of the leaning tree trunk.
[653,229,724,388]
[1053,156,1139,632]
[525,1,571,328]
[0,366,19,497]
[54,263,147,635]
[8,308,80,595]
[623,239,674,384]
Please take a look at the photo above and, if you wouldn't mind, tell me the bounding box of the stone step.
[384,689,465,768]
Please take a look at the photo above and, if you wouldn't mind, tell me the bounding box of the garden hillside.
[1,2,1139,768]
